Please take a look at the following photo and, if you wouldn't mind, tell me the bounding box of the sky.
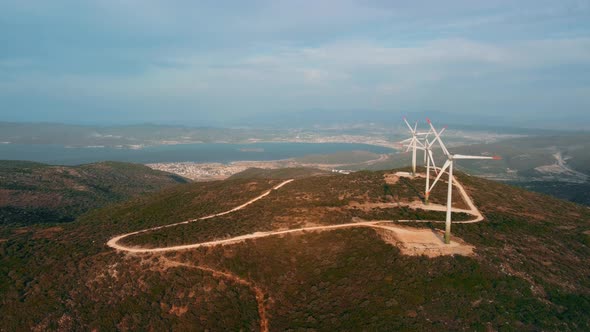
[1,0,590,127]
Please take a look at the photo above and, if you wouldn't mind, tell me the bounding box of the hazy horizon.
[1,1,590,128]
[1,109,589,131]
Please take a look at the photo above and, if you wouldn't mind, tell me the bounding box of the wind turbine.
[402,126,443,204]
[400,117,427,176]
[426,118,501,244]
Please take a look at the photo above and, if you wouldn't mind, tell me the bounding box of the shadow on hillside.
[399,177,425,202]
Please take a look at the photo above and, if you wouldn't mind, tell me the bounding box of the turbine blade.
[427,119,450,156]
[415,138,425,148]
[423,128,432,141]
[453,154,498,160]
[428,159,450,192]
[404,138,417,152]
[428,149,437,172]
[403,117,413,132]
[428,127,445,148]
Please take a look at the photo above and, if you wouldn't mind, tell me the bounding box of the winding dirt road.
[106,172,484,331]
[107,174,482,253]
[106,179,294,252]
[107,179,294,332]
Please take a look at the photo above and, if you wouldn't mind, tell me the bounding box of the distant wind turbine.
[400,117,428,175]
[426,118,501,244]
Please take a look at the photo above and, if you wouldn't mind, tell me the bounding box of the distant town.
[148,159,355,181]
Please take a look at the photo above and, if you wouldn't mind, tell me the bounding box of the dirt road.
[107,173,484,252]
[106,179,294,252]
[105,172,484,331]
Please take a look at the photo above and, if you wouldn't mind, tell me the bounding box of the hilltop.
[0,160,188,225]
[0,168,589,330]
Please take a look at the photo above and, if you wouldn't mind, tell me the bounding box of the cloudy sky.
[1,1,589,126]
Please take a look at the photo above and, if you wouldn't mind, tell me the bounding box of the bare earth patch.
[13,227,31,235]
[348,201,396,211]
[168,305,189,316]
[374,223,475,257]
[383,173,400,185]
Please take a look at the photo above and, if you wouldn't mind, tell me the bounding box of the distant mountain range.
[0,118,582,149]
[0,122,265,146]
[232,109,590,130]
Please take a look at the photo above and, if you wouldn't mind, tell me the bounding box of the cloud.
[1,0,589,123]
[6,37,588,100]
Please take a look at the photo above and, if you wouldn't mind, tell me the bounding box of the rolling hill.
[1,168,589,330]
[0,160,188,225]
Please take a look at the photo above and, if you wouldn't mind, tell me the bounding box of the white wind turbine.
[402,126,444,203]
[400,117,427,175]
[425,118,501,244]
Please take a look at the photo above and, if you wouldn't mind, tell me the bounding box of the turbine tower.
[401,117,427,176]
[426,118,501,244]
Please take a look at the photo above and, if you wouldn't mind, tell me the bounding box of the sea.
[0,142,393,165]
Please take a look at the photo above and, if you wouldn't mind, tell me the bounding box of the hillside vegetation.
[0,160,188,225]
[1,168,589,330]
